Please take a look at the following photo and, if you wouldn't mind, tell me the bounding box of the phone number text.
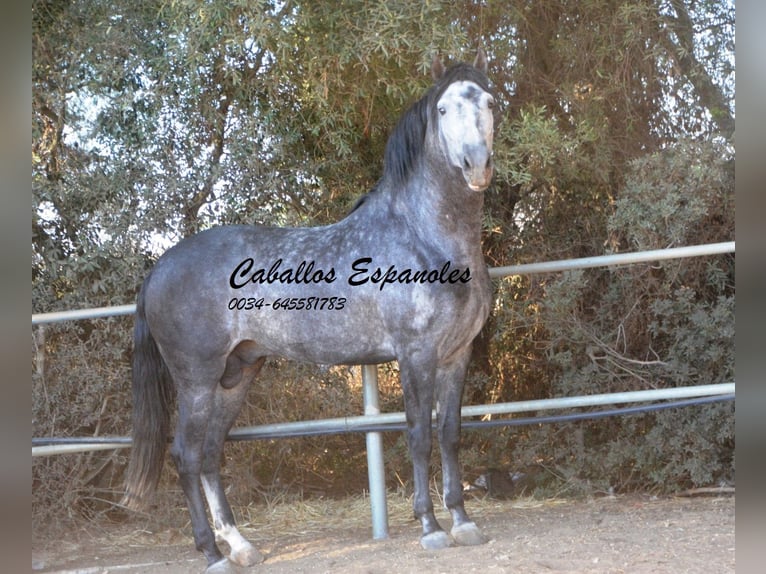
[227,296,347,311]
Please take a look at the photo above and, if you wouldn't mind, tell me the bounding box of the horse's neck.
[394,171,486,264]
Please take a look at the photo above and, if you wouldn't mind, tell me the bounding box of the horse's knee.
[437,411,461,448]
[407,424,432,455]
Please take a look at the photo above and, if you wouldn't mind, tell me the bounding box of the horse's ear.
[473,48,488,73]
[431,54,445,81]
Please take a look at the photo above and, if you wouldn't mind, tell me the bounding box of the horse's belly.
[236,300,397,365]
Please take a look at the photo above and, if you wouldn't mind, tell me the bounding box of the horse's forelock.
[431,62,491,102]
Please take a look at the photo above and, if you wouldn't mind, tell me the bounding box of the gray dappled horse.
[123,50,496,573]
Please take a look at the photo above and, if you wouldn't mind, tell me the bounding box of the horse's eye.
[438,107,446,116]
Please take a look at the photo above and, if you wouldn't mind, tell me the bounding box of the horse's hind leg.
[201,356,266,568]
[436,346,486,546]
[170,381,227,570]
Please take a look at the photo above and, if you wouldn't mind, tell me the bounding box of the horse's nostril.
[463,157,471,170]
[485,157,492,169]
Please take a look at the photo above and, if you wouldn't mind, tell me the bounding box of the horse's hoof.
[205,557,237,574]
[420,529,454,550]
[451,521,487,546]
[230,544,264,567]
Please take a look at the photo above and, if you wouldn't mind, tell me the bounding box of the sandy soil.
[32,494,734,574]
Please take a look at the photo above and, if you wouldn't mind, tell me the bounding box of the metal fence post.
[361,364,389,539]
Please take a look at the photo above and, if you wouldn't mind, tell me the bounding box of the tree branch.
[665,0,734,140]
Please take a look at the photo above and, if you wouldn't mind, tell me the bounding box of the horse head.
[431,50,495,192]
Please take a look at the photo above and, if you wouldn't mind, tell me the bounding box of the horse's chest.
[449,273,491,336]
[401,269,490,353]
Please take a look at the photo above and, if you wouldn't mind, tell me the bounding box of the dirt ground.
[32,493,734,574]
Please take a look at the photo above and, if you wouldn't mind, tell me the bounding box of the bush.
[32,317,134,530]
[478,140,734,494]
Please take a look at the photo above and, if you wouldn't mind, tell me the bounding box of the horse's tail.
[121,279,174,511]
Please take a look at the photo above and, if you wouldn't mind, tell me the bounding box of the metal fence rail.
[31,241,736,539]
[32,382,734,457]
[487,241,734,278]
[32,303,137,325]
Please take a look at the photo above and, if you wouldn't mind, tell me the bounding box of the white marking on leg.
[201,477,263,566]
[217,524,258,561]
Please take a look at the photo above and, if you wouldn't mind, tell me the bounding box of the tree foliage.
[33,0,734,526]
[500,141,734,494]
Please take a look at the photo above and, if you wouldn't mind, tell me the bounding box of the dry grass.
[232,487,565,546]
[35,487,564,556]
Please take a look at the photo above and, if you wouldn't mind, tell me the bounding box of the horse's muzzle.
[464,156,493,192]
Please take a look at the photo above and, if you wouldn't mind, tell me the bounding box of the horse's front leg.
[436,346,487,546]
[399,355,453,550]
